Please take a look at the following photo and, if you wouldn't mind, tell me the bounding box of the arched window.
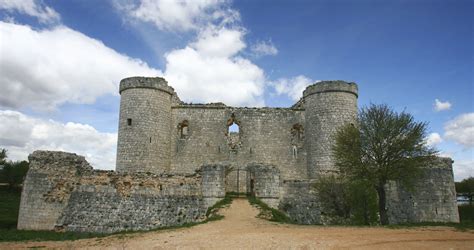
[178,120,189,139]
[291,123,304,142]
[228,122,240,134]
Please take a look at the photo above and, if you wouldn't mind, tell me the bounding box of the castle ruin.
[17,77,459,233]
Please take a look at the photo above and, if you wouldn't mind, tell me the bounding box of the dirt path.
[2,198,474,249]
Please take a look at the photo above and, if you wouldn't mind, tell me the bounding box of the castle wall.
[18,151,225,233]
[247,164,281,208]
[278,180,321,224]
[386,157,460,224]
[116,77,173,174]
[170,106,306,181]
[303,81,358,178]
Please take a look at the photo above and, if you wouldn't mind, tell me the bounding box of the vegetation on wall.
[332,104,436,225]
[315,176,378,225]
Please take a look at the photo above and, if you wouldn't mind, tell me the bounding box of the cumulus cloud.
[0,110,116,170]
[453,159,474,181]
[434,99,452,112]
[251,40,278,57]
[426,132,443,147]
[0,0,60,24]
[121,0,237,32]
[116,0,267,107]
[0,21,161,110]
[270,75,314,101]
[444,113,474,147]
[164,27,265,106]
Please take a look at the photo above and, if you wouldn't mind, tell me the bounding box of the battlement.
[119,76,174,95]
[303,80,358,98]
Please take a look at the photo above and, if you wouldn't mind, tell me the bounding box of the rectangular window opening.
[127,118,132,126]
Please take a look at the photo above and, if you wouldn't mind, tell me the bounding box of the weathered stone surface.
[18,151,224,233]
[279,180,321,224]
[386,157,459,224]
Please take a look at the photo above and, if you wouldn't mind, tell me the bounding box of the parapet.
[303,80,358,98]
[119,76,174,95]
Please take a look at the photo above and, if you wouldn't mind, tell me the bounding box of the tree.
[315,175,378,225]
[333,104,436,225]
[0,161,29,189]
[0,148,6,165]
[456,177,474,205]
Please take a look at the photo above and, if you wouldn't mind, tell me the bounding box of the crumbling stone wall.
[386,157,459,224]
[279,180,321,224]
[18,151,226,233]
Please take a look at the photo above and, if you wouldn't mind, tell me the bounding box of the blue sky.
[0,0,472,180]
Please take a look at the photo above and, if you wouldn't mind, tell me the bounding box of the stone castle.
[17,77,459,233]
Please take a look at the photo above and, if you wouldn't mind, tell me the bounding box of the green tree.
[315,176,378,225]
[0,148,6,165]
[0,160,29,189]
[456,177,474,205]
[333,104,436,225]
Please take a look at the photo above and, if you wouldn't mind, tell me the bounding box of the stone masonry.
[18,77,459,233]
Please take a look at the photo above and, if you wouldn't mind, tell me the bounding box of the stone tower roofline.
[303,80,358,99]
[119,76,175,95]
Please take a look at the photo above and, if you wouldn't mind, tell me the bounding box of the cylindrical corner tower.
[116,77,173,173]
[303,80,358,179]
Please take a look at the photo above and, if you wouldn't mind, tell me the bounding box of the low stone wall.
[386,157,459,224]
[18,151,225,233]
[279,180,321,224]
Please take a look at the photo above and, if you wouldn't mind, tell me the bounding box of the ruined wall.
[116,77,173,174]
[279,180,321,224]
[386,157,459,224]
[18,151,93,230]
[170,106,306,180]
[18,151,225,233]
[247,164,281,208]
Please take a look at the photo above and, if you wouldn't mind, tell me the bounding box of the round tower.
[116,77,173,173]
[303,81,358,179]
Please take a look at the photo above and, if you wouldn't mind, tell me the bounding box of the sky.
[0,0,472,181]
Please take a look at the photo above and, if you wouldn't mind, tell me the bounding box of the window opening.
[178,120,189,139]
[127,118,132,126]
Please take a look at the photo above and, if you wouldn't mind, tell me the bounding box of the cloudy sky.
[0,0,472,180]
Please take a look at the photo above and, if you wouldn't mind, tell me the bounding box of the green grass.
[0,186,21,229]
[247,195,293,223]
[0,187,234,242]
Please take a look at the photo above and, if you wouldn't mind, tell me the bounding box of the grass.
[0,187,234,242]
[247,195,293,224]
[0,186,21,230]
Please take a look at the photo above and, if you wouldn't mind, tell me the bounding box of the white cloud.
[0,21,161,110]
[251,40,278,57]
[426,132,443,147]
[434,99,452,112]
[444,113,474,147]
[0,0,60,24]
[270,75,314,101]
[164,27,265,106]
[453,159,474,181]
[0,110,116,170]
[122,0,236,32]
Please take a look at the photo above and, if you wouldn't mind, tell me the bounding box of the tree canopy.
[456,177,474,204]
[333,104,436,224]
